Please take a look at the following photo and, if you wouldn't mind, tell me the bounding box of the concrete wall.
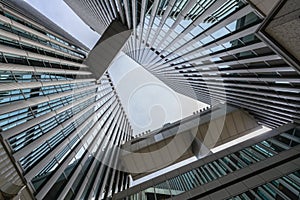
[120,105,260,180]
[264,0,300,71]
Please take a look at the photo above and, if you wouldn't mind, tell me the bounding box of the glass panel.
[43,174,67,200]
[154,181,171,200]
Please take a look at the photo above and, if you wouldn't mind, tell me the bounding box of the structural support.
[84,20,132,80]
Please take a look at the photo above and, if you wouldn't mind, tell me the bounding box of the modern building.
[0,0,300,200]
[0,1,132,199]
[114,123,300,200]
[66,0,300,129]
[63,0,300,199]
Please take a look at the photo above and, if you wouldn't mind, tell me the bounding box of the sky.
[108,53,208,134]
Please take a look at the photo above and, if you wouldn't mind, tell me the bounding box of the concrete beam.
[120,105,260,180]
[84,20,132,79]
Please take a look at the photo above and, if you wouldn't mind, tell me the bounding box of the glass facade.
[119,126,300,199]
[122,0,300,129]
[229,170,300,200]
[0,8,85,59]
